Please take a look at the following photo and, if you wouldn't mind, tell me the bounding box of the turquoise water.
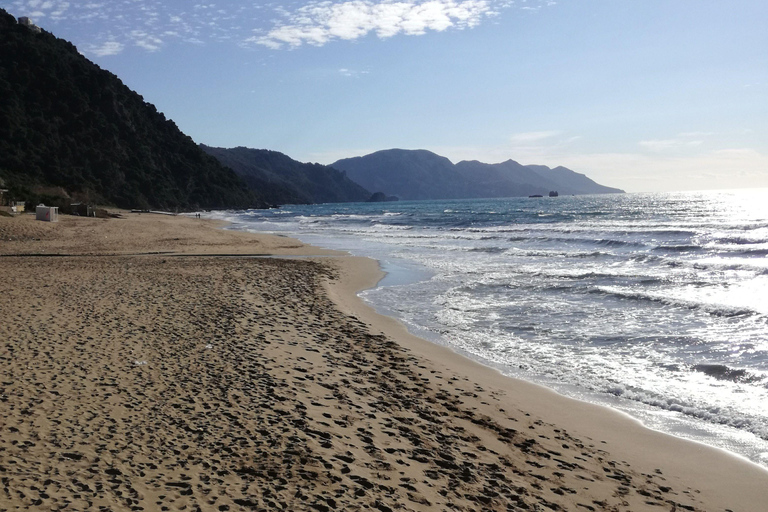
[210,189,768,466]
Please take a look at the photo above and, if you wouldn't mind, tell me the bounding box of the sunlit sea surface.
[209,190,768,467]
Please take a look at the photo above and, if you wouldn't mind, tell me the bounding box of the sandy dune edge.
[0,212,765,512]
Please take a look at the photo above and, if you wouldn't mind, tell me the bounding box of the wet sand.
[1,212,766,511]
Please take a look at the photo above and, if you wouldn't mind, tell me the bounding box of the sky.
[3,0,767,193]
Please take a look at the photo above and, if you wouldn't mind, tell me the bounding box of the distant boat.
[549,190,559,197]
[529,194,543,198]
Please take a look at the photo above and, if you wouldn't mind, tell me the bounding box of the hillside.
[525,165,624,195]
[332,149,624,200]
[330,149,472,200]
[0,7,623,210]
[453,159,562,198]
[0,9,263,210]
[201,146,370,205]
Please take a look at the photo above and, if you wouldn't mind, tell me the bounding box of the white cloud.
[88,40,124,57]
[638,132,710,152]
[8,0,553,53]
[250,0,496,49]
[639,139,703,152]
[502,130,581,163]
[509,130,562,143]
[130,30,163,52]
[13,0,70,19]
[339,67,370,77]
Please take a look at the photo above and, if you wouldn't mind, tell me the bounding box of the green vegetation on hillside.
[0,9,263,210]
[201,146,370,205]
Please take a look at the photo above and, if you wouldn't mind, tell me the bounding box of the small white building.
[18,17,42,33]
[36,205,59,222]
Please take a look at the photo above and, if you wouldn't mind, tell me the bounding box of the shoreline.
[355,260,768,472]
[321,253,768,506]
[1,212,766,511]
[220,210,768,470]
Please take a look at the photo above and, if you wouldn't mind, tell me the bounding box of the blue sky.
[4,0,767,192]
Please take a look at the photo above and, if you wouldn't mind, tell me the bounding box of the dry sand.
[0,212,766,512]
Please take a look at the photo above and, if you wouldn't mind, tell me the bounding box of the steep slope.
[201,146,370,205]
[332,149,473,200]
[454,159,561,198]
[527,165,625,195]
[0,9,262,210]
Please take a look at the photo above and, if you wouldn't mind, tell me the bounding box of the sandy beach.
[1,212,766,512]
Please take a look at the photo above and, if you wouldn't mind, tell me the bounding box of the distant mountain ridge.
[201,145,370,205]
[0,7,622,211]
[332,149,624,200]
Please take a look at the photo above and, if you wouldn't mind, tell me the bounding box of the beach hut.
[69,202,94,217]
[36,205,59,222]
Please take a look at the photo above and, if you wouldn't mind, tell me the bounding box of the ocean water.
[208,190,768,467]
